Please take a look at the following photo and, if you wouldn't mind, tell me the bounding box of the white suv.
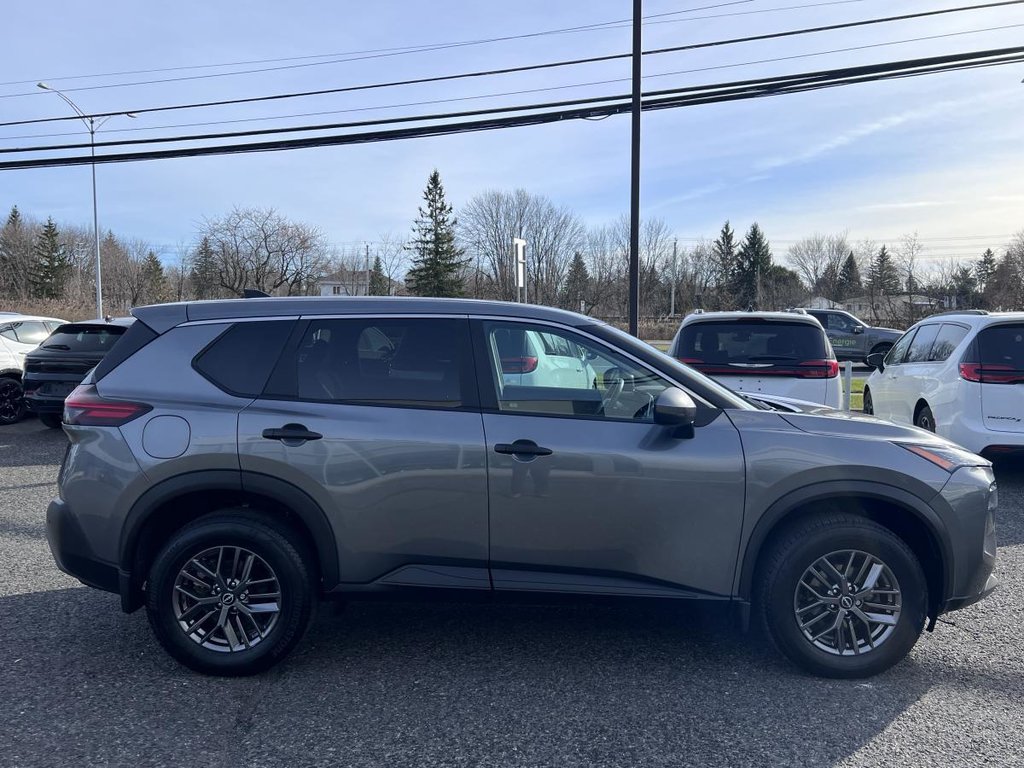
[0,313,66,424]
[668,312,841,408]
[864,310,1024,455]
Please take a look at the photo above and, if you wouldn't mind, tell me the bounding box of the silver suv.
[46,298,997,678]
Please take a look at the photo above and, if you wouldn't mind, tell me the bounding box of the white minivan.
[669,312,841,409]
[0,313,67,424]
[864,310,1024,455]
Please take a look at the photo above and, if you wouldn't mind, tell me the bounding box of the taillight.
[63,384,152,426]
[959,363,1024,384]
[501,356,538,374]
[676,357,703,365]
[798,359,840,379]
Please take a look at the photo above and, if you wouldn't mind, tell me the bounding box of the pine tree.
[561,251,590,311]
[836,251,862,299]
[407,170,467,297]
[868,245,900,294]
[368,255,389,296]
[30,217,70,299]
[0,206,29,298]
[735,222,772,309]
[189,236,220,299]
[711,221,738,307]
[141,250,166,303]
[976,248,997,296]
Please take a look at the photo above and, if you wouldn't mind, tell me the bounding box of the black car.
[23,318,133,428]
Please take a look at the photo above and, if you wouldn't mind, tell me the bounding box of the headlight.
[899,443,988,472]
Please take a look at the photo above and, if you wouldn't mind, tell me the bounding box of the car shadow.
[0,587,938,767]
[0,419,66,468]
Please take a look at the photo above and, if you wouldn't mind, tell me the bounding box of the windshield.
[43,324,127,353]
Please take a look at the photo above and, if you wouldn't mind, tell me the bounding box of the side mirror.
[866,352,885,371]
[654,387,697,427]
[853,325,864,334]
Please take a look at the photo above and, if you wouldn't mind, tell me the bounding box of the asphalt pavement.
[1,418,1021,767]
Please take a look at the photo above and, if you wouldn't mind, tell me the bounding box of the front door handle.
[494,439,553,458]
[261,424,323,445]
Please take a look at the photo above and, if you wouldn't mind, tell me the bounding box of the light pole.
[37,83,135,319]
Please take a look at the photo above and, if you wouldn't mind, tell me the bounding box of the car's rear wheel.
[39,413,63,429]
[0,377,26,426]
[146,511,316,676]
[757,513,926,678]
[915,403,936,432]
[862,387,873,415]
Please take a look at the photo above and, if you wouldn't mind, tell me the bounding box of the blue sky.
[0,0,1022,268]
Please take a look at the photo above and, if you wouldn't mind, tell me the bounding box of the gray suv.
[47,298,997,678]
[801,309,903,362]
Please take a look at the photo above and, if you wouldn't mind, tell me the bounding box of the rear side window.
[677,321,829,364]
[929,324,969,362]
[905,324,941,363]
[267,317,472,408]
[194,320,296,397]
[93,321,157,381]
[977,325,1024,369]
[0,320,51,345]
[41,324,127,353]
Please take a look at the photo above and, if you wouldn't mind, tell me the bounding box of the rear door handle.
[494,439,553,457]
[261,424,323,444]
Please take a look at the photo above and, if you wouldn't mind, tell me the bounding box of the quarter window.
[482,321,672,421]
[194,320,296,397]
[905,324,941,363]
[0,321,50,345]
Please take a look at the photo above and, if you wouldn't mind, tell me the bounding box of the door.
[238,316,490,588]
[976,323,1024,433]
[873,328,917,422]
[475,319,746,599]
[821,312,864,360]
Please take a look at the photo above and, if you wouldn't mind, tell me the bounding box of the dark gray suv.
[46,298,997,677]
[802,309,903,362]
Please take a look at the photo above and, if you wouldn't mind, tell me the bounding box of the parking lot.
[1,418,1021,768]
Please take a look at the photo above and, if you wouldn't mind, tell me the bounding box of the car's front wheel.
[757,513,926,678]
[862,387,873,415]
[0,377,26,426]
[146,511,316,676]
[915,404,936,432]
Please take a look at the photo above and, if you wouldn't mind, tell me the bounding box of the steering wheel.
[601,372,625,414]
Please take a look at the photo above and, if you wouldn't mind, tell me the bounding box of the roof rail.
[928,309,988,317]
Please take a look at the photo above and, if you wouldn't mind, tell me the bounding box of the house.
[843,293,941,327]
[317,268,404,297]
[804,296,841,310]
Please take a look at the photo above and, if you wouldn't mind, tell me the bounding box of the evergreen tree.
[560,251,590,311]
[0,206,25,296]
[976,248,997,300]
[368,255,389,296]
[30,217,70,299]
[189,236,220,299]
[141,250,166,303]
[407,170,467,297]
[868,245,900,294]
[735,223,772,309]
[711,220,738,307]
[836,251,862,299]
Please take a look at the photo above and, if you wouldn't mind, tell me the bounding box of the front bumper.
[46,497,119,594]
[937,465,999,614]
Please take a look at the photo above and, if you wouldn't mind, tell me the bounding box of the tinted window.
[677,321,828,364]
[977,324,1024,368]
[885,329,916,366]
[483,321,671,421]
[1,320,50,345]
[826,313,859,333]
[41,324,127,353]
[929,324,969,362]
[271,318,469,408]
[905,324,941,363]
[194,320,295,397]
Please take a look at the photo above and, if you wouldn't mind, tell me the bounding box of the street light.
[37,82,135,319]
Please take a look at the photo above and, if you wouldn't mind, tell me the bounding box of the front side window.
[270,317,469,408]
[828,313,859,333]
[905,324,941,363]
[483,321,672,421]
[885,328,917,366]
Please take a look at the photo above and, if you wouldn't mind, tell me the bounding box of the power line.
[0,1,754,95]
[2,47,1021,172]
[7,21,1021,144]
[2,0,1020,128]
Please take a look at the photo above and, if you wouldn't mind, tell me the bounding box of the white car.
[864,310,1024,455]
[668,311,841,408]
[0,313,67,424]
[492,325,598,389]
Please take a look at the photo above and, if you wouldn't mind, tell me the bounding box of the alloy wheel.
[172,545,281,652]
[793,549,902,656]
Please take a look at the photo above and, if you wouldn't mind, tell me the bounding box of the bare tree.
[786,232,849,298]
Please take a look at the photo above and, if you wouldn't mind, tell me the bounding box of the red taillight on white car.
[959,362,1024,384]
[63,384,152,427]
[501,356,539,374]
[799,359,840,379]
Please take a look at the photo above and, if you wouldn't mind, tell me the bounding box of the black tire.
[862,387,873,416]
[757,513,926,678]
[0,377,26,426]
[39,412,63,429]
[146,511,316,676]
[915,403,936,433]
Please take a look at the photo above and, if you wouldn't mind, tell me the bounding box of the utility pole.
[628,0,642,336]
[670,237,678,317]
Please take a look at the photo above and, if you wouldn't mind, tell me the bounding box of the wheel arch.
[0,368,22,380]
[738,482,952,622]
[120,470,339,612]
